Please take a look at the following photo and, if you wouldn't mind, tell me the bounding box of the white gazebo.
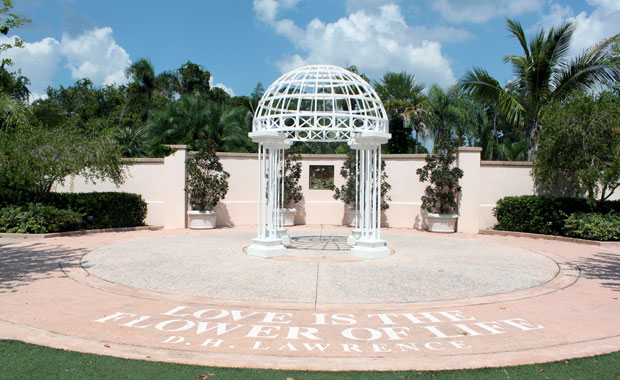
[247,64,391,259]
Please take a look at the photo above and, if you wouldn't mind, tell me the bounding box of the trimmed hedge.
[0,190,147,231]
[0,205,84,234]
[44,192,147,230]
[493,195,620,238]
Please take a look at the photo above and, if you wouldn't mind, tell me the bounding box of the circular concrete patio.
[0,226,619,371]
[82,227,559,305]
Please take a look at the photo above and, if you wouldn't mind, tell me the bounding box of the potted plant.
[333,150,391,227]
[281,150,303,226]
[185,141,230,229]
[416,127,463,232]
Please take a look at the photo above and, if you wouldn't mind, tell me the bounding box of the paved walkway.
[0,226,619,371]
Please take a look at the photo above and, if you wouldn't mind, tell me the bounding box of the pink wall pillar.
[163,145,188,229]
[457,147,482,233]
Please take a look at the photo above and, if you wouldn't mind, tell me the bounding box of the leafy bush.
[333,150,391,210]
[416,124,463,214]
[283,150,303,207]
[0,205,84,233]
[0,187,37,207]
[493,195,620,236]
[564,213,620,241]
[185,142,230,211]
[0,189,147,230]
[44,192,147,229]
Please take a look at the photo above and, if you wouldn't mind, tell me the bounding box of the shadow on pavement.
[576,251,620,291]
[289,235,348,251]
[0,242,85,294]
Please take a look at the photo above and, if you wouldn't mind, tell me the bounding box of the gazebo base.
[247,238,286,258]
[277,228,291,245]
[347,229,361,246]
[351,239,389,260]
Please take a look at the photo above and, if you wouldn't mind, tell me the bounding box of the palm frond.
[458,67,502,102]
[497,90,526,127]
[546,21,576,64]
[552,33,620,98]
[0,93,31,129]
[506,18,530,61]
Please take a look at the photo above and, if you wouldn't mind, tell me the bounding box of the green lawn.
[2,340,619,379]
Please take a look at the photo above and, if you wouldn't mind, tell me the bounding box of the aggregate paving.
[0,226,619,371]
[82,227,558,304]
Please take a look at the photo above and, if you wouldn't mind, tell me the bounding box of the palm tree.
[425,85,462,152]
[375,71,425,106]
[125,58,156,122]
[145,94,254,155]
[114,125,146,157]
[460,18,620,160]
[497,139,528,161]
[0,92,30,130]
[374,72,426,153]
[402,101,428,153]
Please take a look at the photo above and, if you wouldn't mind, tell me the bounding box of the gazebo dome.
[253,64,388,142]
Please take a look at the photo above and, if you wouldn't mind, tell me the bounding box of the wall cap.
[211,152,429,160]
[481,161,533,167]
[457,147,483,152]
[122,157,165,163]
[165,144,188,150]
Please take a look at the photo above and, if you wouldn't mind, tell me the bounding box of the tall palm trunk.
[489,113,497,160]
[146,90,152,122]
[527,118,540,161]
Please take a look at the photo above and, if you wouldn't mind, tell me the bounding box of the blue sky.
[4,0,619,99]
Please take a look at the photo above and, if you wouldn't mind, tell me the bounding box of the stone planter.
[188,210,217,229]
[346,207,358,227]
[427,213,457,233]
[281,207,296,226]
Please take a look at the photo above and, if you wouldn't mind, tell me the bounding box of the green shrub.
[0,205,84,233]
[564,212,620,241]
[0,190,147,230]
[45,192,147,229]
[0,187,37,207]
[493,195,620,235]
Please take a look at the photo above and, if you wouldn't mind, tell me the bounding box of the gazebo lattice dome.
[253,64,388,142]
[248,64,391,260]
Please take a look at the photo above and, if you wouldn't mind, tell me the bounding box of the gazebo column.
[348,131,391,259]
[248,131,292,258]
[347,149,361,246]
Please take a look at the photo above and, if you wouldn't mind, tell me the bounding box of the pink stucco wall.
[55,147,619,231]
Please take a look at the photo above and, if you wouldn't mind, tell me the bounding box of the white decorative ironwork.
[248,65,391,259]
[253,65,388,142]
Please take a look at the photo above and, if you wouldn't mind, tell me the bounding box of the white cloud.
[255,2,459,87]
[533,2,573,31]
[1,26,130,99]
[209,76,235,96]
[537,1,620,57]
[0,35,62,98]
[253,0,300,23]
[345,0,399,13]
[568,2,620,56]
[215,83,235,96]
[431,0,541,23]
[60,27,130,85]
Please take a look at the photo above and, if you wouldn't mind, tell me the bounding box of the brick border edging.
[0,226,163,240]
[480,229,620,248]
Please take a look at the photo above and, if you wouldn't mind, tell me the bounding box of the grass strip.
[2,340,619,379]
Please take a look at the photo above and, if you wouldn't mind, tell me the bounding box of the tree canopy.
[533,91,620,201]
[460,18,620,160]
